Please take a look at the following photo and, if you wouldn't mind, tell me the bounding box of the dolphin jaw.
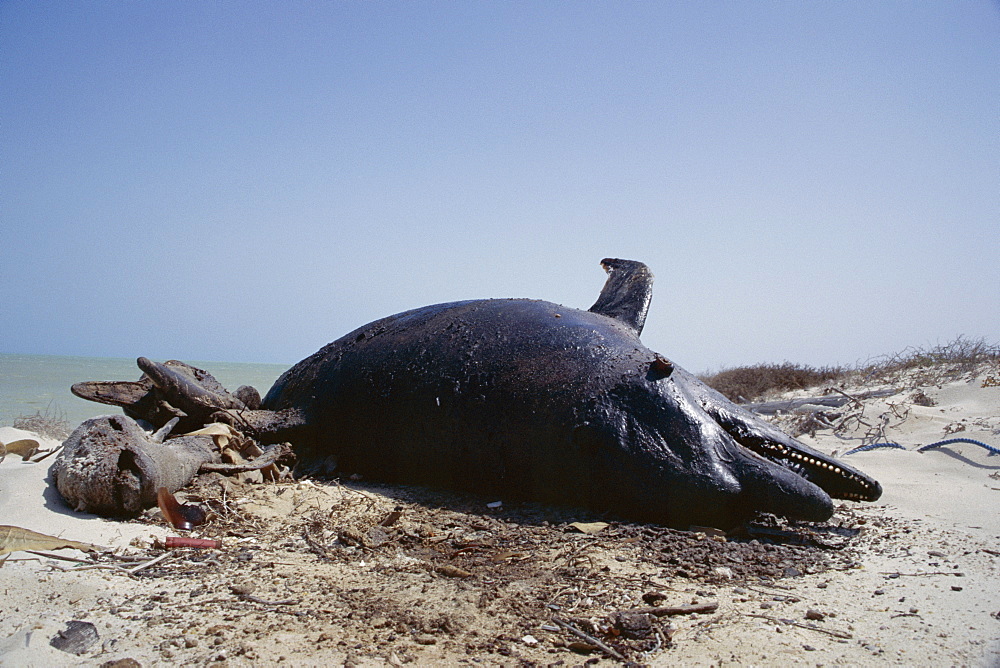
[733,436,882,503]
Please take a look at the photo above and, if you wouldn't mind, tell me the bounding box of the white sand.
[0,373,998,666]
[0,426,172,550]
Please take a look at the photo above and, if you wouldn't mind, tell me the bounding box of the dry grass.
[699,364,846,403]
[700,336,1000,403]
[11,404,72,440]
[855,335,1000,388]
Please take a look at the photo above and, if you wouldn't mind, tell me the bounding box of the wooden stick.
[550,617,626,662]
[624,602,719,617]
[746,613,852,639]
[24,550,97,564]
[199,443,293,473]
[127,552,172,575]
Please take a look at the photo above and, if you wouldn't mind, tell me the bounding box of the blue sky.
[2,2,998,373]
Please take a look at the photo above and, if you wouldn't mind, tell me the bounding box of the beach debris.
[550,617,626,661]
[164,536,222,549]
[567,521,609,535]
[49,620,99,655]
[379,509,403,527]
[51,413,294,518]
[98,659,142,668]
[230,584,298,606]
[745,613,852,639]
[742,389,897,415]
[642,591,669,605]
[843,437,1000,457]
[71,357,259,435]
[198,441,294,479]
[0,525,101,556]
[434,564,472,578]
[52,415,219,517]
[156,488,207,530]
[611,610,654,639]
[0,437,40,462]
[620,602,719,617]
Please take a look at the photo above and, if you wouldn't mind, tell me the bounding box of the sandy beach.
[1,366,998,666]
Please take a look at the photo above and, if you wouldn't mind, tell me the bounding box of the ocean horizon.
[0,353,290,430]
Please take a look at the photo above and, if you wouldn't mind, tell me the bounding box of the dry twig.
[746,613,852,639]
[551,616,626,662]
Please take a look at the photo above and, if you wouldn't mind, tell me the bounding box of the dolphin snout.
[734,456,835,522]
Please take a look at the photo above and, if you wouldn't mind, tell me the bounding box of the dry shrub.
[699,336,1000,403]
[12,405,72,440]
[858,335,1000,387]
[699,363,846,403]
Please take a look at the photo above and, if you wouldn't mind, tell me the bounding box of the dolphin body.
[73,259,882,528]
[246,259,882,528]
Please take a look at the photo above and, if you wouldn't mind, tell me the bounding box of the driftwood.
[70,357,259,434]
[52,415,220,517]
[54,358,293,518]
[742,389,897,415]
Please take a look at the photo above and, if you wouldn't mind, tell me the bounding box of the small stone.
[951,586,963,592]
[760,602,773,609]
[522,635,538,646]
[414,634,437,645]
[873,589,885,596]
[642,591,668,605]
[817,582,828,589]
[803,644,817,651]
[805,609,825,621]
[612,611,653,640]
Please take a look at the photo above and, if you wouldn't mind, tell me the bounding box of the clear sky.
[2,2,998,374]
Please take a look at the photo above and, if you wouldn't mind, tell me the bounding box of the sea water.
[0,353,289,431]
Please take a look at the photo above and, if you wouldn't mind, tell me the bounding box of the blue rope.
[842,442,907,456]
[843,438,1000,457]
[916,437,1000,456]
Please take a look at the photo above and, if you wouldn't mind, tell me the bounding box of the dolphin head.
[580,363,882,529]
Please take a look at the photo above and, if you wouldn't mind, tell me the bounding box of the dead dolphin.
[72,259,881,528]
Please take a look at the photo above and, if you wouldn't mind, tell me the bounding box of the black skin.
[242,259,882,528]
[71,259,882,529]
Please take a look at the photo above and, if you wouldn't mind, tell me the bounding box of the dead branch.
[620,602,719,617]
[745,613,852,639]
[550,616,626,662]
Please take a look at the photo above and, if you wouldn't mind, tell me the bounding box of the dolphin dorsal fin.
[587,258,653,335]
